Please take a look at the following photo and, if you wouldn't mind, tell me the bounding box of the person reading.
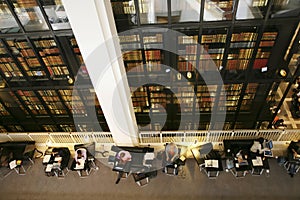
[165,143,179,165]
[75,148,87,167]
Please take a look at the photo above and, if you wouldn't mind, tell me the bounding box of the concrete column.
[62,0,139,146]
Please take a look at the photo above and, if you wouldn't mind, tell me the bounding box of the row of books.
[226,59,250,70]
[42,55,64,65]
[0,57,13,62]
[146,61,161,72]
[261,32,278,40]
[145,50,161,60]
[123,51,143,61]
[39,48,60,56]
[20,49,35,57]
[34,39,56,48]
[253,58,268,69]
[259,41,275,47]
[178,36,198,44]
[143,34,163,43]
[119,35,140,43]
[15,0,37,8]
[256,51,270,58]
[126,62,143,72]
[48,66,69,76]
[12,41,30,49]
[252,0,268,7]
[228,49,254,59]
[201,34,226,43]
[230,42,255,48]
[231,32,258,42]
[178,62,194,72]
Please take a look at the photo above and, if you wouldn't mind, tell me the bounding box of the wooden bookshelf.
[254,31,278,69]
[0,102,9,116]
[0,40,24,79]
[38,90,67,115]
[218,84,243,111]
[240,83,258,111]
[69,37,84,65]
[197,85,217,112]
[131,86,149,113]
[58,89,85,115]
[6,39,47,78]
[200,32,227,70]
[227,31,258,70]
[16,90,48,115]
[42,124,58,132]
[33,37,70,79]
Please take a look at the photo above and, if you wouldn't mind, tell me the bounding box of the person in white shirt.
[75,148,87,166]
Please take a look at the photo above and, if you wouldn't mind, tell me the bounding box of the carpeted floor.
[0,157,300,200]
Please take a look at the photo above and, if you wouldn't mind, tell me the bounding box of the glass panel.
[204,0,233,21]
[236,0,268,20]
[0,1,20,33]
[173,0,201,22]
[288,45,300,76]
[12,0,49,31]
[139,0,168,24]
[271,0,300,18]
[41,0,70,30]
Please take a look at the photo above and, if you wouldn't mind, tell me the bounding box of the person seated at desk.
[288,140,300,160]
[236,150,249,165]
[250,137,269,156]
[116,150,132,165]
[165,143,179,165]
[75,148,87,168]
[115,150,131,184]
[287,140,300,177]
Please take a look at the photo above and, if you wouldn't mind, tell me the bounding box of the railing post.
[277,130,285,141]
[27,133,34,141]
[6,133,13,141]
[160,131,163,144]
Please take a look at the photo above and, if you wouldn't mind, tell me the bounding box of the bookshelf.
[0,102,9,116]
[59,124,76,132]
[6,38,48,79]
[148,85,171,113]
[33,37,70,79]
[0,40,24,79]
[219,84,243,111]
[173,86,194,113]
[131,86,149,113]
[8,91,29,115]
[37,90,67,115]
[197,85,217,112]
[200,31,227,70]
[42,124,58,132]
[69,36,84,65]
[227,31,258,70]
[119,33,141,50]
[58,89,85,115]
[240,83,258,111]
[178,35,198,73]
[253,31,278,69]
[16,90,48,115]
[0,125,7,132]
[12,0,49,31]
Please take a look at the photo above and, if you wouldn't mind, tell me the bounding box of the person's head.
[258,137,264,144]
[168,143,177,155]
[119,152,125,158]
[77,150,82,158]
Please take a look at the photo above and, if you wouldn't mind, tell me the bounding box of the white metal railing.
[0,129,299,145]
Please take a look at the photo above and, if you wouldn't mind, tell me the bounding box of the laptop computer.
[264,140,273,157]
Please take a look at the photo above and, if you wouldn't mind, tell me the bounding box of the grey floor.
[0,158,300,200]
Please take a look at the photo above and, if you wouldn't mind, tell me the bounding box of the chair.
[73,143,99,177]
[132,173,149,187]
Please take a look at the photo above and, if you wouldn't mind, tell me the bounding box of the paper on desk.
[45,164,53,172]
[43,155,51,163]
[9,160,17,169]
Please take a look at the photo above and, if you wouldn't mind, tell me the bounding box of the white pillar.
[62,0,139,146]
